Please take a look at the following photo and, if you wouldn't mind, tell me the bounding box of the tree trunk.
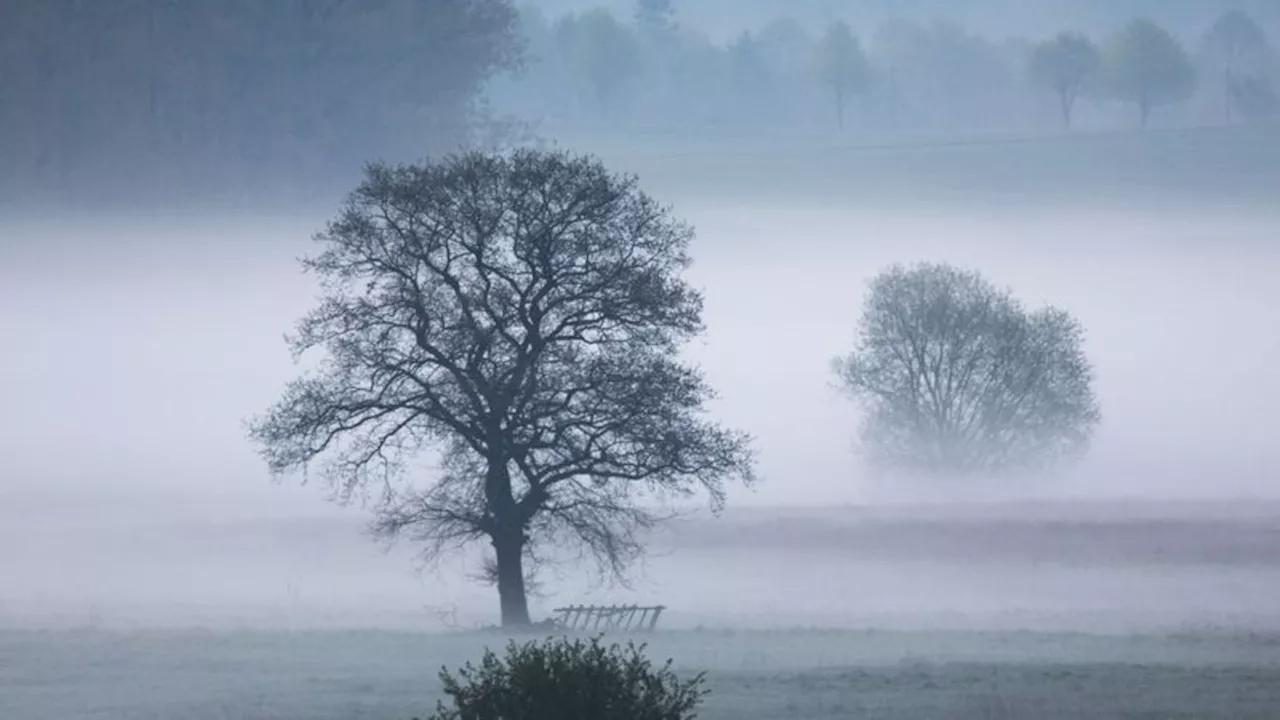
[492,527,531,627]
[1060,93,1073,129]
[835,87,845,130]
[1139,100,1150,128]
[483,459,531,628]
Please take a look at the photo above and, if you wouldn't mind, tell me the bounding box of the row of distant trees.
[6,1,1270,203]
[1030,12,1276,127]
[250,148,1100,627]
[496,3,1277,134]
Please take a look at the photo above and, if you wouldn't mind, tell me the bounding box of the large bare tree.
[834,263,1099,479]
[249,149,755,627]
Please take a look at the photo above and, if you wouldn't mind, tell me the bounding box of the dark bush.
[419,635,708,720]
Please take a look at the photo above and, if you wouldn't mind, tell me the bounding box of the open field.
[5,122,1278,215]
[580,123,1280,209]
[3,626,1280,719]
[4,503,1280,718]
[4,501,1280,633]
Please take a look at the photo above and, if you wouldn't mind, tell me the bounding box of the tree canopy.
[1203,10,1275,122]
[1204,9,1271,71]
[835,263,1100,479]
[1029,32,1103,127]
[249,148,755,627]
[1105,18,1198,126]
[813,21,873,129]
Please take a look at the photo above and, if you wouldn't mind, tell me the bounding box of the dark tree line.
[494,4,1276,137]
[0,0,523,203]
[4,2,1273,204]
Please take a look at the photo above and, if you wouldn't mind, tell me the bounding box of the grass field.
[5,504,1280,719]
[4,626,1280,719]
[6,122,1277,217]
[576,122,1280,210]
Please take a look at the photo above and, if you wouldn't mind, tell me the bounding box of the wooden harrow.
[550,604,666,632]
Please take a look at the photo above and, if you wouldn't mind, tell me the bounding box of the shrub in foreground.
[419,635,708,720]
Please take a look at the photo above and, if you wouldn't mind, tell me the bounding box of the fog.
[9,5,1280,720]
[6,204,1280,507]
[3,194,1279,630]
[4,0,1280,670]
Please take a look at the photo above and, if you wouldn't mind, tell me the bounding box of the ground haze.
[4,125,1280,717]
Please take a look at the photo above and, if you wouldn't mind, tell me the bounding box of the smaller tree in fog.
[1203,10,1275,123]
[813,20,872,130]
[1105,19,1197,127]
[834,263,1100,479]
[1029,31,1102,128]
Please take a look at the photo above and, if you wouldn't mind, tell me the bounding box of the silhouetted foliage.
[1029,32,1103,128]
[6,0,1272,205]
[1105,19,1198,127]
[248,149,755,627]
[487,2,1278,139]
[814,21,873,130]
[1203,10,1274,122]
[1204,10,1271,71]
[835,263,1100,479]
[419,636,708,720]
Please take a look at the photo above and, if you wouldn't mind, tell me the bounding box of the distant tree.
[1204,9,1270,72]
[813,20,873,130]
[563,8,642,118]
[1105,18,1197,127]
[834,263,1100,479]
[1203,10,1273,122]
[249,149,755,628]
[423,636,708,720]
[1029,32,1102,128]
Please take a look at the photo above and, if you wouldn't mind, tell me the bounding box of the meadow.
[5,503,1280,719]
[4,624,1280,719]
[581,122,1280,209]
